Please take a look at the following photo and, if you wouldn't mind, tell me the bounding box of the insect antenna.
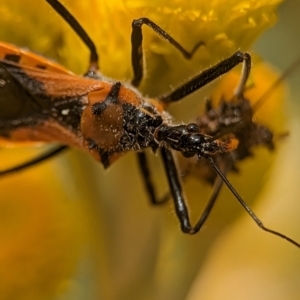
[207,155,300,248]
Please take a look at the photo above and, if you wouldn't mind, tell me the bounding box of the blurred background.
[0,0,299,299]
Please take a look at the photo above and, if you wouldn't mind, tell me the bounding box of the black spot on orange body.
[91,81,121,115]
[4,54,20,63]
[36,64,47,70]
[0,41,72,74]
[0,54,106,151]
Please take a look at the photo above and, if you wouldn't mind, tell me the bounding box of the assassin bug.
[0,0,299,247]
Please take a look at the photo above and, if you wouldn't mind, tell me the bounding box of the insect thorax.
[80,83,165,168]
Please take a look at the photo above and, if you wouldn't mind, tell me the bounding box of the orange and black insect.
[0,0,299,247]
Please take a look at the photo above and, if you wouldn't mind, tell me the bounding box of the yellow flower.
[1,1,299,300]
[0,148,87,300]
[60,0,282,95]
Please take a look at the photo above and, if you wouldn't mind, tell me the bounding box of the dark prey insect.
[174,75,275,231]
[174,58,300,231]
[0,0,299,248]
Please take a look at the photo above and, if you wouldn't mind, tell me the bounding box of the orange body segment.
[0,41,73,74]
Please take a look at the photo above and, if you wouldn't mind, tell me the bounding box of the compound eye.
[189,134,204,144]
[187,123,199,133]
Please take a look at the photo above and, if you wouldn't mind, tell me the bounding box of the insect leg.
[160,148,194,232]
[131,18,204,87]
[136,152,169,205]
[45,0,99,75]
[0,145,68,177]
[206,155,300,248]
[160,147,227,233]
[160,146,229,234]
[159,51,251,103]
